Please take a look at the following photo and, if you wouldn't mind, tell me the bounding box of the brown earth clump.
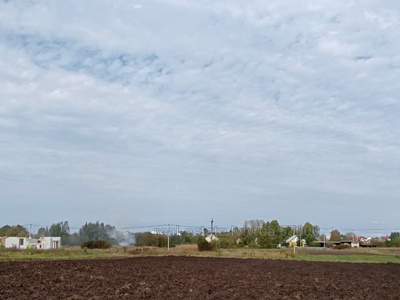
[0,256,399,299]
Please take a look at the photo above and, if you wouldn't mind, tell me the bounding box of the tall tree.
[389,232,400,247]
[36,227,49,238]
[134,232,167,247]
[302,222,318,245]
[49,221,70,245]
[78,221,117,244]
[0,225,29,237]
[258,220,282,248]
[330,229,341,241]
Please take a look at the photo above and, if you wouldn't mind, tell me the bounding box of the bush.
[218,239,231,249]
[334,244,351,250]
[197,237,217,251]
[371,239,385,247]
[308,241,320,247]
[80,240,112,249]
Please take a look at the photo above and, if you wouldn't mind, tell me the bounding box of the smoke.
[106,228,136,246]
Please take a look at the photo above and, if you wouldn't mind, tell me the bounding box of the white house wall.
[5,237,28,249]
[37,237,61,249]
[4,237,61,249]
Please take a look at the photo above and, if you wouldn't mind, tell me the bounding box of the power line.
[116,224,170,230]
[15,223,400,234]
[319,227,400,232]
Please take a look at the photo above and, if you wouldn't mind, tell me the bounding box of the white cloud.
[0,0,399,231]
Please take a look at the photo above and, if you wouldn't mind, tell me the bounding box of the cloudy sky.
[1,0,399,234]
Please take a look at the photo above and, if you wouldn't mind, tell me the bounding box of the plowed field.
[1,256,399,299]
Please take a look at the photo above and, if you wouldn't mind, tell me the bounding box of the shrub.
[197,237,217,251]
[217,240,229,249]
[80,240,112,249]
[371,239,385,247]
[308,241,320,247]
[334,244,351,250]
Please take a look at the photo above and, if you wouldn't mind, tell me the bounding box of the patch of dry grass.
[1,245,399,263]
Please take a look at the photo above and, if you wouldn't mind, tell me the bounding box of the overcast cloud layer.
[0,0,399,233]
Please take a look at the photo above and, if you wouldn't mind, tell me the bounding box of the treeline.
[1,220,317,248]
[0,225,29,237]
[0,221,134,247]
[215,220,318,248]
[1,220,399,249]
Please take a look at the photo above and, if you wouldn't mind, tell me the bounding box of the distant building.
[205,234,218,243]
[358,236,371,244]
[4,236,61,249]
[285,235,306,247]
[380,236,391,242]
[313,239,359,248]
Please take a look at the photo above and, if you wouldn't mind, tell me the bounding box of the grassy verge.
[0,247,130,260]
[1,246,399,264]
[294,254,400,264]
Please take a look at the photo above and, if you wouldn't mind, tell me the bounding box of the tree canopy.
[0,225,29,237]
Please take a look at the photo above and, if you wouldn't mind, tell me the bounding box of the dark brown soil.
[0,256,399,299]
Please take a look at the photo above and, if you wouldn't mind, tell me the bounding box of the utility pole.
[211,218,214,236]
[167,224,170,251]
[299,225,302,248]
[29,224,32,239]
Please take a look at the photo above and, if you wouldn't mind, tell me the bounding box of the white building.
[285,235,306,247]
[205,234,218,243]
[4,236,61,249]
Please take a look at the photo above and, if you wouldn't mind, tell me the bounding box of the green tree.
[197,236,217,251]
[370,238,385,247]
[330,229,341,241]
[302,222,319,245]
[344,232,356,243]
[134,232,167,247]
[388,232,400,247]
[238,226,258,247]
[258,220,282,248]
[68,233,81,246]
[390,232,400,241]
[135,232,157,246]
[35,227,49,238]
[49,221,70,245]
[0,225,11,236]
[168,234,185,247]
[78,222,117,244]
[216,230,238,249]
[179,231,197,244]
[0,225,29,237]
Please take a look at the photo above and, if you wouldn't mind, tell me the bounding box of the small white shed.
[4,236,61,249]
[5,237,30,249]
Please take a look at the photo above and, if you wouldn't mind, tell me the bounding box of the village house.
[4,236,61,250]
[285,235,306,247]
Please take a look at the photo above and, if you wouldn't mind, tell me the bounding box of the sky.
[0,0,399,235]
